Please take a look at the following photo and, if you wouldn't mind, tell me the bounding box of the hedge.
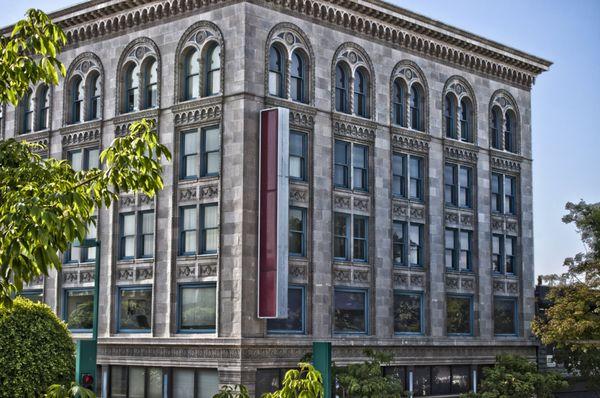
[0,297,75,397]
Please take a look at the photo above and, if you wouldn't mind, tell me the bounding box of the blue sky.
[2,0,598,277]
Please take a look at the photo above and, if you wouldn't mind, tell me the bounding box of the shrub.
[0,297,75,397]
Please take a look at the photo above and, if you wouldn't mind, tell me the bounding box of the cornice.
[2,0,551,90]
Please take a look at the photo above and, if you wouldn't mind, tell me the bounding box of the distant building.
[2,0,551,396]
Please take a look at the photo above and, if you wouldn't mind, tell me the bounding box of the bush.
[0,297,75,397]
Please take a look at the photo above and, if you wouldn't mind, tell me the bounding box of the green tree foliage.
[532,201,600,385]
[262,363,324,398]
[460,355,566,398]
[0,297,76,397]
[334,349,405,398]
[0,9,67,106]
[213,384,251,398]
[46,382,95,398]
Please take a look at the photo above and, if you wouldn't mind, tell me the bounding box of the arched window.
[205,44,221,96]
[37,85,50,130]
[183,49,199,100]
[459,98,473,142]
[335,64,349,113]
[86,73,100,121]
[392,80,405,127]
[268,46,284,98]
[21,90,34,133]
[124,63,139,113]
[505,110,516,152]
[444,94,457,139]
[290,51,306,103]
[70,77,84,124]
[410,85,424,131]
[144,59,158,109]
[354,69,368,118]
[491,107,502,149]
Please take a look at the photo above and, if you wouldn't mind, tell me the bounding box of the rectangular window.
[459,231,472,271]
[393,292,423,334]
[492,234,503,273]
[505,236,516,274]
[289,207,306,256]
[267,285,305,333]
[494,297,518,335]
[445,163,472,208]
[334,140,350,188]
[178,284,216,332]
[392,153,406,197]
[446,295,472,335]
[504,176,516,215]
[201,204,219,254]
[333,213,349,260]
[445,228,472,271]
[334,288,367,334]
[458,166,472,208]
[68,147,99,172]
[180,207,197,255]
[64,217,97,263]
[444,164,456,206]
[392,221,406,266]
[172,368,219,398]
[118,287,152,332]
[409,223,423,267]
[64,289,94,331]
[289,131,307,181]
[353,216,368,261]
[491,173,502,213]
[445,228,456,269]
[409,156,423,201]
[20,290,43,302]
[180,127,220,179]
[352,144,368,191]
[120,213,136,259]
[139,211,155,258]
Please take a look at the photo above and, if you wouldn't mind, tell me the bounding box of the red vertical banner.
[258,108,289,318]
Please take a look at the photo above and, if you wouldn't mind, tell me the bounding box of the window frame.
[410,85,424,132]
[119,212,137,260]
[86,73,101,121]
[444,93,457,139]
[333,212,350,261]
[352,215,368,262]
[176,283,217,334]
[268,45,285,98]
[393,290,424,335]
[119,211,155,260]
[408,223,424,268]
[63,288,94,332]
[109,365,166,398]
[183,49,200,101]
[493,296,519,336]
[290,50,306,103]
[178,204,219,256]
[446,294,474,336]
[445,163,473,209]
[445,228,473,272]
[179,126,221,180]
[353,68,368,118]
[289,130,307,181]
[37,85,50,130]
[333,287,369,335]
[352,144,368,192]
[289,207,307,257]
[124,63,139,113]
[117,285,153,333]
[333,140,351,189]
[143,59,158,110]
[335,63,349,114]
[459,98,473,142]
[204,43,221,97]
[392,79,405,127]
[266,285,306,334]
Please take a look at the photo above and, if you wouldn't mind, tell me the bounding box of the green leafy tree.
[213,384,251,398]
[0,10,172,306]
[460,355,566,398]
[262,363,324,398]
[46,382,95,398]
[334,349,405,398]
[0,297,76,397]
[532,201,600,386]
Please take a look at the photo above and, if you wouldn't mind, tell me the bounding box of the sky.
[1,0,599,278]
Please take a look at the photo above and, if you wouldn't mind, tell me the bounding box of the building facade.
[1,0,551,396]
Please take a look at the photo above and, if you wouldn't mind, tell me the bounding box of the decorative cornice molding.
[391,130,430,154]
[29,0,551,89]
[60,121,102,147]
[332,114,377,143]
[444,143,478,163]
[172,101,222,126]
[491,154,522,173]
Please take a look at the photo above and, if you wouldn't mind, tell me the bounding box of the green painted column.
[313,342,332,398]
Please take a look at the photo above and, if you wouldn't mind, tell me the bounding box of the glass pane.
[445,229,455,250]
[256,369,280,397]
[460,231,470,251]
[289,209,303,232]
[180,286,216,330]
[187,75,199,99]
[147,368,163,398]
[353,145,366,168]
[447,296,471,334]
[119,289,152,330]
[173,369,195,398]
[334,141,348,164]
[204,229,218,253]
[128,367,145,398]
[409,224,421,265]
[413,367,431,397]
[431,366,451,395]
[506,238,514,256]
[493,236,501,254]
[494,299,516,334]
[289,156,302,179]
[123,214,135,236]
[143,235,154,257]
[65,290,94,330]
[452,366,470,394]
[184,131,200,155]
[87,149,99,169]
[204,205,218,228]
[124,236,135,258]
[185,231,197,253]
[410,157,421,179]
[334,290,366,333]
[70,150,83,172]
[183,208,197,230]
[142,212,154,234]
[209,70,221,95]
[185,154,199,177]
[110,366,128,398]
[394,293,421,333]
[204,128,219,151]
[392,223,405,264]
[392,154,404,177]
[206,152,220,175]
[290,133,304,157]
[267,287,304,332]
[197,369,219,398]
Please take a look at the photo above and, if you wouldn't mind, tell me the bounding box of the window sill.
[445,268,475,275]
[178,175,220,184]
[117,257,154,265]
[266,331,307,336]
[177,253,219,260]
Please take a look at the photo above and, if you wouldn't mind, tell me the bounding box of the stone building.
[1,0,551,396]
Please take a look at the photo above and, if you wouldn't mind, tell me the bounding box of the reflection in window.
[172,368,219,398]
[353,216,368,262]
[409,224,423,267]
[64,289,94,331]
[289,207,306,256]
[118,287,152,331]
[178,284,216,332]
[394,292,422,333]
[20,290,43,302]
[333,212,349,260]
[494,297,517,335]
[267,286,305,333]
[446,295,472,335]
[334,289,367,334]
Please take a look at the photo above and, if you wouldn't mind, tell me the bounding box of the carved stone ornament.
[410,274,424,287]
[493,280,505,292]
[353,197,369,212]
[332,119,376,142]
[445,145,478,163]
[392,201,409,219]
[173,103,222,126]
[491,156,521,173]
[393,272,409,286]
[507,282,519,294]
[290,188,308,203]
[333,268,351,283]
[391,133,430,153]
[333,195,351,210]
[446,277,459,289]
[461,278,474,290]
